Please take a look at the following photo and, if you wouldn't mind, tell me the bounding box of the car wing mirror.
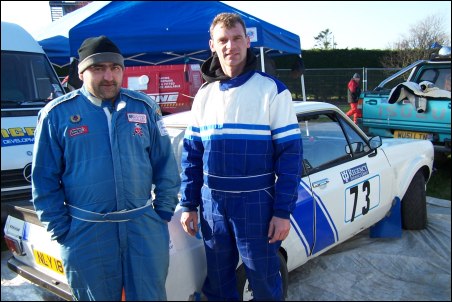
[368,136,382,150]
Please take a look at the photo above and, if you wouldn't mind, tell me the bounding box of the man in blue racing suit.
[32,36,181,301]
[179,13,303,301]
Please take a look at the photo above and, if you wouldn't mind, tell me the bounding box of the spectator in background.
[346,73,362,124]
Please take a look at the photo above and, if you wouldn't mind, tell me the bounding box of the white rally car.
[3,101,434,301]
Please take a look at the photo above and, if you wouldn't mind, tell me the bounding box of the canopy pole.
[301,74,307,102]
[259,47,265,72]
[299,54,306,102]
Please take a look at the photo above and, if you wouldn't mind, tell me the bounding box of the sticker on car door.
[344,175,380,222]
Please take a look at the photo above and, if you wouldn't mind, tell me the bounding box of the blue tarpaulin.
[35,1,301,68]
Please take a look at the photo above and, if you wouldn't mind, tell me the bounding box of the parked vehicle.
[4,101,434,301]
[122,64,203,115]
[1,21,65,226]
[359,46,451,155]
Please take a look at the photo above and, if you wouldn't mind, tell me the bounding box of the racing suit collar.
[81,85,102,106]
[80,85,120,109]
[201,48,257,84]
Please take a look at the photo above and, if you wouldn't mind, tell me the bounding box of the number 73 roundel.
[344,175,380,223]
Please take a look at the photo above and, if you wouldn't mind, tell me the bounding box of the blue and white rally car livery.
[4,101,434,301]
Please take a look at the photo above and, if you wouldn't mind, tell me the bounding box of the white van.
[1,22,65,224]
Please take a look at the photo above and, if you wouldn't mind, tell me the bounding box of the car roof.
[162,111,192,127]
[163,101,339,128]
[293,101,338,113]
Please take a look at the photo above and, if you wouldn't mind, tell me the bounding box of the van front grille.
[1,168,32,189]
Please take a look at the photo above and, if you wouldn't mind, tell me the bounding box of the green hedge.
[55,49,394,77]
[274,49,394,69]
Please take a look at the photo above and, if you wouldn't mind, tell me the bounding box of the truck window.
[418,67,451,90]
[434,69,451,91]
[444,71,451,91]
[418,69,437,83]
[1,51,64,109]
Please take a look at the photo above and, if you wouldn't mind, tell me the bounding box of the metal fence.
[59,67,402,102]
[276,67,402,101]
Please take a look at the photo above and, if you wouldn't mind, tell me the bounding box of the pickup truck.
[360,46,451,155]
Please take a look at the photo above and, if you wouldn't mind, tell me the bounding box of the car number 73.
[344,175,380,223]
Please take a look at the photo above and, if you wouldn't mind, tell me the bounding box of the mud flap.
[369,197,402,238]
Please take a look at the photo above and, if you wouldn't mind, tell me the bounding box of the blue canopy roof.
[36,1,301,67]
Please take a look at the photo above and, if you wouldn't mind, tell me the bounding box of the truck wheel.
[236,250,288,301]
[401,170,427,230]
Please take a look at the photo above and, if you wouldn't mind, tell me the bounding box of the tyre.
[236,250,288,301]
[401,170,427,230]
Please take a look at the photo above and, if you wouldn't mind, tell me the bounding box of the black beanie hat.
[78,35,124,73]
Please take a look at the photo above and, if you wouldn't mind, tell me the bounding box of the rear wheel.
[236,250,288,301]
[401,170,427,230]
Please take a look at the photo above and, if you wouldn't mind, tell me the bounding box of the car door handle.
[365,99,378,105]
[312,178,329,188]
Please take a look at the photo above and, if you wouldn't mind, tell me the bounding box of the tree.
[381,14,451,68]
[314,29,337,50]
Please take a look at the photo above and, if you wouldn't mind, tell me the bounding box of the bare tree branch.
[381,14,450,68]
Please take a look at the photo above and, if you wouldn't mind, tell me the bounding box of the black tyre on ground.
[236,250,289,301]
[401,170,427,230]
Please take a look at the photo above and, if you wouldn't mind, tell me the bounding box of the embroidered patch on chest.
[68,126,89,137]
[70,114,81,123]
[133,123,144,136]
[127,113,147,124]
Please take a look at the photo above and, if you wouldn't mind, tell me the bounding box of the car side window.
[298,111,371,176]
[299,112,348,175]
[339,118,371,157]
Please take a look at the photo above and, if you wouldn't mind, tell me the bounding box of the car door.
[299,110,394,256]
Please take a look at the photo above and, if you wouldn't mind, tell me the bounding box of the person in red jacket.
[346,73,362,124]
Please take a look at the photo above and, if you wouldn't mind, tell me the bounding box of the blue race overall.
[32,86,180,301]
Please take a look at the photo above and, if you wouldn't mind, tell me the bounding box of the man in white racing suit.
[179,13,303,301]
